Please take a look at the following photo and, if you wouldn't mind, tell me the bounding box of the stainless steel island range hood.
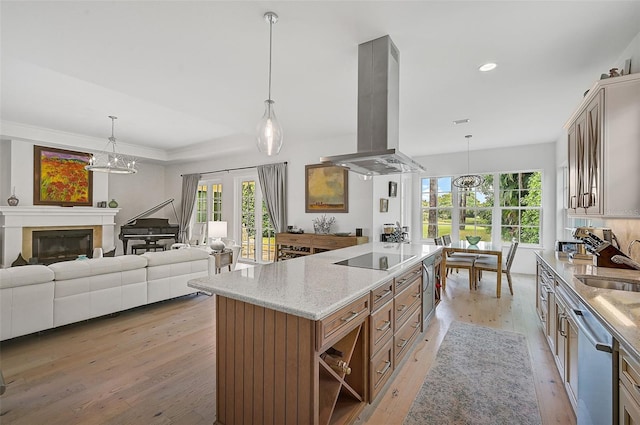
[321,35,425,176]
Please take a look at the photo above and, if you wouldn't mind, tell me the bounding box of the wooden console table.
[276,233,369,261]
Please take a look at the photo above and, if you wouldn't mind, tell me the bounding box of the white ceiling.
[2,1,639,163]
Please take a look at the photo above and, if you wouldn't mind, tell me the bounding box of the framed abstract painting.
[305,163,348,213]
[33,145,93,206]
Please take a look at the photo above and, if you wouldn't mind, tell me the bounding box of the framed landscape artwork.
[34,145,93,206]
[305,164,348,213]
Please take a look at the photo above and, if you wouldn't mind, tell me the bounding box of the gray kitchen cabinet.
[619,345,640,424]
[536,258,579,414]
[566,73,640,217]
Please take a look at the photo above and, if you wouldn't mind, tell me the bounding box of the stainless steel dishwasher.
[569,299,614,425]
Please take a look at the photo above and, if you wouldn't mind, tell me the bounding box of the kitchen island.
[188,242,441,425]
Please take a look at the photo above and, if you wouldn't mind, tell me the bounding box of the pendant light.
[256,11,283,156]
[85,116,138,174]
[452,135,483,189]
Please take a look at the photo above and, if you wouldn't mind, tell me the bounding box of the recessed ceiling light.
[453,119,470,125]
[479,62,497,72]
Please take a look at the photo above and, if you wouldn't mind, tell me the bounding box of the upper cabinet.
[566,73,640,217]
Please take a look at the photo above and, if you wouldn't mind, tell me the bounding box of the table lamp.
[208,221,227,251]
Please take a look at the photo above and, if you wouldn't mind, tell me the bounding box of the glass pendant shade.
[257,12,283,156]
[256,99,283,156]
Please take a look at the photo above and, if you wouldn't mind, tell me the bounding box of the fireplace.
[32,229,93,265]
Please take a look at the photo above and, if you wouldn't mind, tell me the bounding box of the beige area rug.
[403,321,542,425]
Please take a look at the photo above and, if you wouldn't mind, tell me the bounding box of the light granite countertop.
[536,251,640,360]
[188,242,441,321]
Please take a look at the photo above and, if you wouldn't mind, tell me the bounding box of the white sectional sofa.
[0,265,55,341]
[0,248,211,341]
[142,249,210,303]
[49,255,149,327]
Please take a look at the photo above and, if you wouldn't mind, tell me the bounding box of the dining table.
[441,240,504,298]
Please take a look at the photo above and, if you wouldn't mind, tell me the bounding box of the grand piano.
[119,199,180,254]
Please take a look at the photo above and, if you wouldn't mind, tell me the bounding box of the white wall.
[411,142,557,274]
[0,139,109,206]
[108,162,169,255]
[164,134,375,245]
[613,31,640,75]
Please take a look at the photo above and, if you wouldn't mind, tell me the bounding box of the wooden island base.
[214,261,427,425]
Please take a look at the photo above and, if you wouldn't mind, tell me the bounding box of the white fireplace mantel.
[0,206,120,267]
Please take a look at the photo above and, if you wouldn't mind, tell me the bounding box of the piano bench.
[131,243,166,254]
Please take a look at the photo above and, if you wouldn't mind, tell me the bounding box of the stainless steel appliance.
[334,252,416,271]
[421,254,438,329]
[320,36,425,176]
[568,296,614,425]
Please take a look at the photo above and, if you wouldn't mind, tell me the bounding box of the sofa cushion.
[48,256,148,281]
[142,248,209,266]
[0,265,55,289]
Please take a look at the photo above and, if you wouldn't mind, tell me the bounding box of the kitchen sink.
[575,275,640,292]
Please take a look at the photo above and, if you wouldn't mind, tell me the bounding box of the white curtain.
[178,173,201,243]
[257,162,287,233]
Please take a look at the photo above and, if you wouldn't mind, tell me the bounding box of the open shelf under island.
[188,242,441,425]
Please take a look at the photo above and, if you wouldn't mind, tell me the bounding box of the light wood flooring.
[0,272,575,425]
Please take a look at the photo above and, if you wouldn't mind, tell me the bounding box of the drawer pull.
[397,304,408,312]
[412,293,420,298]
[397,278,407,285]
[397,338,408,348]
[341,311,359,323]
[411,321,420,329]
[376,321,391,332]
[377,360,392,376]
[375,289,392,299]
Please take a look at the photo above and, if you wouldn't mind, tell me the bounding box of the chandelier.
[256,11,283,156]
[452,135,483,189]
[86,116,138,174]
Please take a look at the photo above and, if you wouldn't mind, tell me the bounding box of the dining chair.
[443,255,476,290]
[473,239,519,295]
[442,234,452,245]
[434,237,443,245]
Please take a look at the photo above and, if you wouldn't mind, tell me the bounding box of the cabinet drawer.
[395,264,422,294]
[313,236,358,250]
[370,338,394,401]
[394,279,421,331]
[371,280,394,313]
[620,347,640,405]
[317,294,370,350]
[277,233,312,246]
[394,305,421,365]
[370,300,393,357]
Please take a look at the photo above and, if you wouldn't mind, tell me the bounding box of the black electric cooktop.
[334,252,416,271]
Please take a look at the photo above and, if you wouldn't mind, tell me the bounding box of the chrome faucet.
[611,255,640,271]
[629,239,640,256]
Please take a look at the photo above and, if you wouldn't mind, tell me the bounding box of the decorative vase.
[108,199,119,208]
[7,187,19,206]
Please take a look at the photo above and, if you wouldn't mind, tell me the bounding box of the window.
[211,183,222,221]
[241,180,256,261]
[460,176,493,241]
[420,170,542,246]
[421,177,452,239]
[499,171,542,244]
[196,183,223,223]
[195,185,208,223]
[194,182,224,245]
[261,200,276,262]
[240,179,276,263]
